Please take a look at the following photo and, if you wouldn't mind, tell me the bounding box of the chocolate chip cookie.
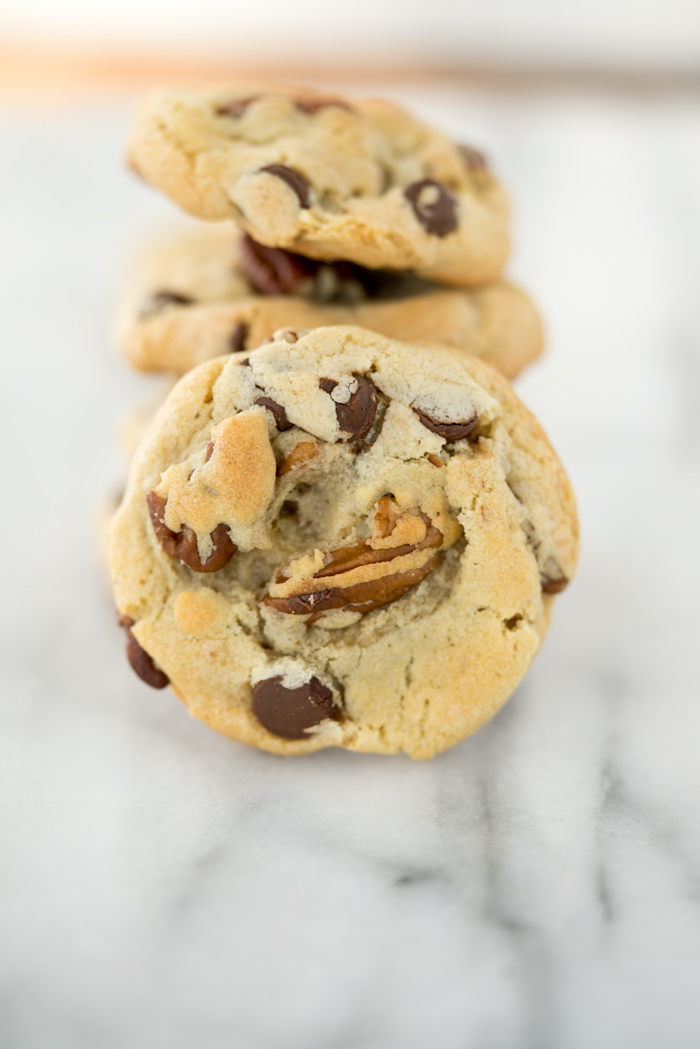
[127,84,509,286]
[109,326,577,758]
[115,225,542,379]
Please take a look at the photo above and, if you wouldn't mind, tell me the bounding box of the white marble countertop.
[1,83,700,1049]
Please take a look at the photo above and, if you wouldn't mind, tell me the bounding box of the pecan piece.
[147,491,236,573]
[277,441,318,477]
[263,499,452,624]
[252,675,338,739]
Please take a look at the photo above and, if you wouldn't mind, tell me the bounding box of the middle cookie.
[115,225,544,380]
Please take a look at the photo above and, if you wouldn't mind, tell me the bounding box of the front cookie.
[109,326,578,758]
[128,83,509,286]
[115,225,542,379]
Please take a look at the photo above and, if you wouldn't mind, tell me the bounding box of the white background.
[1,76,700,1046]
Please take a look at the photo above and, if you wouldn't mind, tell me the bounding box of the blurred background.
[2,0,700,89]
[2,4,700,1049]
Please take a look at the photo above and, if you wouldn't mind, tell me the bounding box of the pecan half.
[277,441,318,477]
[147,491,236,573]
[263,498,453,624]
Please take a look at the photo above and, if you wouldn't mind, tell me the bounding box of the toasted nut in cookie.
[263,499,453,624]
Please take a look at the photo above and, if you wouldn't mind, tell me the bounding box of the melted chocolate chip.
[295,97,354,115]
[254,396,292,431]
[141,290,195,318]
[259,164,311,208]
[240,234,314,295]
[251,675,337,739]
[413,407,477,442]
[118,614,169,689]
[319,374,378,442]
[146,491,236,573]
[458,145,489,173]
[541,575,569,594]
[215,95,261,118]
[404,179,458,237]
[229,322,248,354]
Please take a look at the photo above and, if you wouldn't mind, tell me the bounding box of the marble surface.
[1,84,700,1049]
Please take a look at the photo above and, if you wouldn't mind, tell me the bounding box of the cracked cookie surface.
[109,325,578,758]
[115,225,542,379]
[127,83,510,286]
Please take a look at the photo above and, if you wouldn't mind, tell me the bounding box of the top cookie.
[127,83,510,287]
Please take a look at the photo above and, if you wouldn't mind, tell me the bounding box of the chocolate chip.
[118,614,169,689]
[140,290,195,318]
[458,145,489,173]
[251,675,337,739]
[146,491,236,573]
[229,322,248,354]
[295,97,353,115]
[541,575,569,594]
[240,234,314,295]
[259,165,311,208]
[254,396,292,431]
[215,95,261,118]
[404,179,458,237]
[413,407,477,442]
[319,374,378,442]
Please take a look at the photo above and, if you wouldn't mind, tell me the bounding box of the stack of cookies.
[109,83,578,759]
